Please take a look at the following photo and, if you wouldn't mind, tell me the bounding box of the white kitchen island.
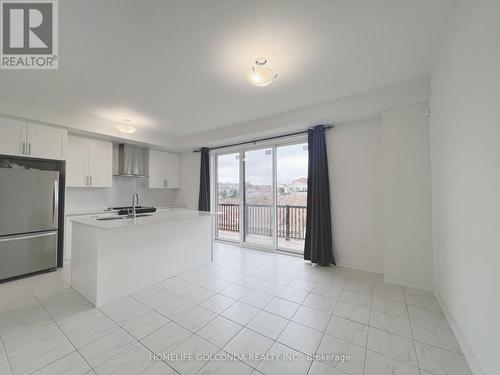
[70,210,213,307]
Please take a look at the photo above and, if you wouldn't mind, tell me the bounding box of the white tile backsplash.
[65,177,178,213]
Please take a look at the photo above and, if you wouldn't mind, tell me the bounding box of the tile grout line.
[0,334,14,375]
[139,257,447,374]
[41,274,172,374]
[360,275,373,375]
[246,262,320,375]
[215,247,470,373]
[2,246,463,375]
[306,271,348,374]
[99,315,179,374]
[209,268,306,372]
[96,297,181,374]
[22,281,97,375]
[188,262,321,372]
[405,288,424,375]
[130,284,251,373]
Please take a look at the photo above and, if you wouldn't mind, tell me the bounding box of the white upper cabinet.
[28,123,67,160]
[67,135,113,188]
[164,152,180,189]
[0,117,67,160]
[66,136,90,187]
[148,150,166,188]
[88,139,113,187]
[0,117,27,156]
[147,149,180,189]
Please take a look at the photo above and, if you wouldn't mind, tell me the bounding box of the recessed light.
[117,118,136,134]
[246,57,278,86]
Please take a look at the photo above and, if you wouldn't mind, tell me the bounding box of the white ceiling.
[0,0,456,147]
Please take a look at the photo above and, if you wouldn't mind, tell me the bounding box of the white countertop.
[65,205,188,216]
[65,208,112,216]
[70,209,212,229]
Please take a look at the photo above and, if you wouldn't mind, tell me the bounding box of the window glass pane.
[276,143,308,253]
[216,153,240,242]
[244,148,273,247]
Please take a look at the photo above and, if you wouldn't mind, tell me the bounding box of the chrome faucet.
[131,192,139,219]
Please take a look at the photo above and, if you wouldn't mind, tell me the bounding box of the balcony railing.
[217,203,307,240]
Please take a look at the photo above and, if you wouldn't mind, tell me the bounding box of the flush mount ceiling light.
[246,58,278,86]
[117,118,136,134]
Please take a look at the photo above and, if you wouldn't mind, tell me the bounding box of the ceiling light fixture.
[246,58,278,86]
[117,118,136,134]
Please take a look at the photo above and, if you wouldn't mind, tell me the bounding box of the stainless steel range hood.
[113,143,147,177]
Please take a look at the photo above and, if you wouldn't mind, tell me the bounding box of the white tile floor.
[0,242,473,375]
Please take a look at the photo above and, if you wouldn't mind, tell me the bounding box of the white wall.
[175,152,201,210]
[430,1,500,374]
[179,77,430,150]
[327,118,383,274]
[382,102,433,289]
[326,104,434,284]
[65,177,178,213]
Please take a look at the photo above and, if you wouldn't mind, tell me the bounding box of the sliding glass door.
[276,143,308,253]
[215,153,240,242]
[214,140,308,254]
[243,148,274,247]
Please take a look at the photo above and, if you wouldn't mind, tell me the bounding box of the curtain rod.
[193,124,334,153]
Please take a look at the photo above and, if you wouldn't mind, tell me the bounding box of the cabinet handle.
[90,176,93,186]
[28,143,31,155]
[22,142,26,155]
[165,180,168,188]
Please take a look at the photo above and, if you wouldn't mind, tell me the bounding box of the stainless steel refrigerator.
[0,168,59,280]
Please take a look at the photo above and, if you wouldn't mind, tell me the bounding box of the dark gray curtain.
[198,147,210,212]
[304,126,335,265]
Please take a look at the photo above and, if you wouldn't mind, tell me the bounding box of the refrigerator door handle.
[53,180,59,227]
[0,231,57,243]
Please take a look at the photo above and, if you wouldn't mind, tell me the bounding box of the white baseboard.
[434,291,486,375]
[335,261,383,275]
[384,274,433,291]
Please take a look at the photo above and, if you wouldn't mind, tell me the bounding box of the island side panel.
[95,215,212,306]
[71,222,99,305]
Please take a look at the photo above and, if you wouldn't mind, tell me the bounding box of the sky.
[217,143,308,185]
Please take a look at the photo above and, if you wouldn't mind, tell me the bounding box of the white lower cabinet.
[64,212,117,260]
[146,149,180,189]
[66,135,112,187]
